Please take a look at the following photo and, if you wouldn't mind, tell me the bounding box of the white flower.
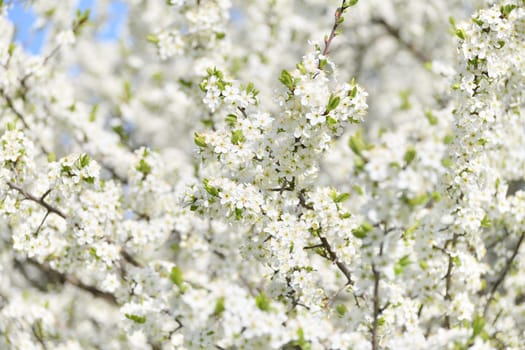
[56,30,76,45]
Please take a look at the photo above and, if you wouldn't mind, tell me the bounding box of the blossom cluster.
[0,0,525,349]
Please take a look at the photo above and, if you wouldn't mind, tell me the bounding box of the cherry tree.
[0,0,524,349]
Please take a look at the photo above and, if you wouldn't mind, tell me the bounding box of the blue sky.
[7,0,127,54]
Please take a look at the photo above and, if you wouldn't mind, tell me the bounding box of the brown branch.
[433,234,460,329]
[31,320,49,350]
[483,231,525,317]
[22,258,118,305]
[1,89,31,130]
[319,235,354,286]
[321,0,351,59]
[8,182,142,271]
[371,264,380,350]
[298,189,314,210]
[7,182,66,219]
[371,17,430,63]
[34,211,50,236]
[303,243,324,250]
[121,249,142,268]
[370,234,386,350]
[443,254,453,329]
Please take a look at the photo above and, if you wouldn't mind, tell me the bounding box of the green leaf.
[75,8,90,26]
[441,158,453,167]
[78,154,90,168]
[472,314,485,336]
[404,193,429,207]
[399,90,412,110]
[146,34,159,43]
[84,176,95,184]
[123,81,132,102]
[170,266,184,290]
[89,104,98,122]
[348,130,366,156]
[334,193,350,203]
[292,327,311,350]
[352,222,373,239]
[353,184,364,195]
[203,179,220,197]
[455,28,466,40]
[8,43,15,56]
[235,207,243,220]
[336,304,347,317]
[206,67,224,79]
[178,78,192,88]
[245,82,259,96]
[112,124,129,143]
[346,0,359,6]
[326,116,337,126]
[296,62,307,75]
[7,121,16,131]
[403,147,416,165]
[89,247,100,260]
[394,255,411,275]
[194,132,207,148]
[443,134,454,144]
[472,17,484,27]
[135,158,151,176]
[225,114,237,126]
[349,85,358,98]
[47,152,56,162]
[61,164,73,175]
[480,215,491,228]
[255,291,271,311]
[326,94,340,112]
[340,212,351,219]
[279,70,295,91]
[500,4,517,18]
[403,221,419,240]
[231,130,246,145]
[425,110,438,125]
[213,296,225,316]
[125,314,146,324]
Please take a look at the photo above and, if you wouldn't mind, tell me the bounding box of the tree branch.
[483,231,525,317]
[321,0,351,59]
[371,17,430,63]
[20,258,118,305]
[319,235,354,286]
[7,182,66,219]
[371,264,380,350]
[370,236,385,350]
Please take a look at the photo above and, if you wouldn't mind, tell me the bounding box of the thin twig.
[371,264,380,350]
[23,258,118,305]
[483,231,525,317]
[370,234,385,350]
[319,235,354,286]
[7,182,66,218]
[371,17,430,63]
[321,0,350,58]
[1,89,30,130]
